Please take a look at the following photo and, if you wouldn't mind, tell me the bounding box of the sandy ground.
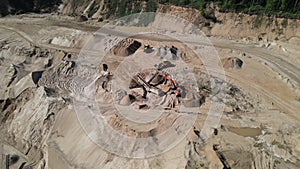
[0,14,299,169]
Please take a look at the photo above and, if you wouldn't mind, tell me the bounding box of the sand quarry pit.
[1,14,300,169]
[88,35,208,144]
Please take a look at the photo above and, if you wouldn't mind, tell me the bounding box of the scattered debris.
[157,45,179,60]
[214,128,218,135]
[221,124,227,131]
[144,44,154,53]
[170,45,178,60]
[154,60,176,70]
[97,64,113,92]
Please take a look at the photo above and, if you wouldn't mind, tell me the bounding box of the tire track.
[225,72,300,122]
[0,25,81,54]
[212,41,300,88]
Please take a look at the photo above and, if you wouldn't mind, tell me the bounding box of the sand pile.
[111,38,142,56]
[222,57,243,69]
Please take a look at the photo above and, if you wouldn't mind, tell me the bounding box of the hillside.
[1,0,299,43]
[1,0,299,18]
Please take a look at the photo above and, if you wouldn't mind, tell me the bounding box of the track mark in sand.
[212,41,300,87]
[226,73,300,122]
[0,25,81,54]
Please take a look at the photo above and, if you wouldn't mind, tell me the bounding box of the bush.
[118,0,127,17]
[146,0,158,12]
[98,17,103,22]
[132,4,141,14]
[253,15,263,28]
[281,18,288,28]
[87,1,98,17]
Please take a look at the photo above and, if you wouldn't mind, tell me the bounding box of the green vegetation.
[158,0,300,18]
[98,17,104,22]
[118,0,127,17]
[104,0,157,19]
[132,4,142,13]
[277,28,284,35]
[266,16,274,27]
[159,0,203,10]
[281,18,288,28]
[87,1,99,17]
[0,0,61,16]
[253,15,263,28]
[219,0,300,18]
[70,0,85,15]
[102,0,157,25]
[104,0,117,18]
[0,0,299,19]
[199,0,205,15]
[162,5,168,12]
[146,0,158,12]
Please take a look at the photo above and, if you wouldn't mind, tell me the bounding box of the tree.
[146,0,158,12]
[118,0,127,17]
[280,0,287,11]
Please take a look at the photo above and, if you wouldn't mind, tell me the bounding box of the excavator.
[163,72,182,97]
[132,71,182,98]
[134,73,163,97]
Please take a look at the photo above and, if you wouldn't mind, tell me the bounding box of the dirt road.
[1,18,298,119]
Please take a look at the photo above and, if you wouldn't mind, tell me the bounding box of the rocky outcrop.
[0,31,78,168]
[0,87,67,168]
[2,0,300,42]
[0,0,61,16]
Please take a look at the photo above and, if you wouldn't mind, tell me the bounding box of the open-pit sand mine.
[0,13,300,169]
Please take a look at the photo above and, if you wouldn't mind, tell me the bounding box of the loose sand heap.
[222,57,243,69]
